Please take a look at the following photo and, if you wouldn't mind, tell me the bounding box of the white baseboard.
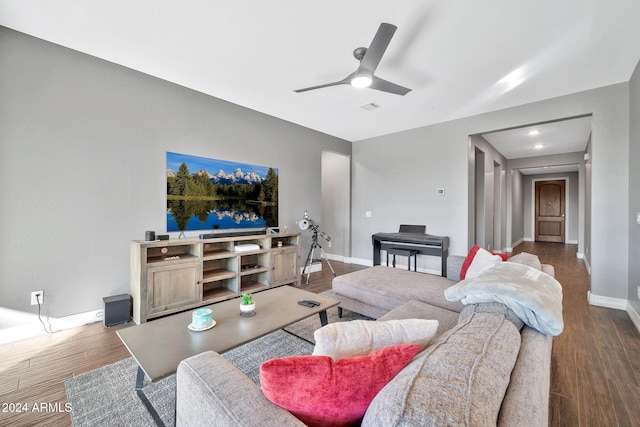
[300,263,322,274]
[587,291,628,310]
[0,309,104,345]
[325,253,345,262]
[626,303,640,334]
[349,257,373,267]
[567,239,578,244]
[583,257,591,274]
[508,238,525,252]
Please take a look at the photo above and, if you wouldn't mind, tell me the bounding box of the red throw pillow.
[495,253,510,261]
[260,344,421,427]
[460,245,509,279]
[460,245,481,279]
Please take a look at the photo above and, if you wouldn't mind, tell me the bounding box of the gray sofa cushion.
[361,312,521,426]
[378,299,460,338]
[508,252,542,270]
[498,326,553,427]
[459,302,525,331]
[176,351,305,427]
[332,266,464,313]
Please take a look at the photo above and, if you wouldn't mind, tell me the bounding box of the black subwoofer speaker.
[103,294,131,327]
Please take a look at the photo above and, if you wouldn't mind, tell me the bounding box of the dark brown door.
[535,180,565,243]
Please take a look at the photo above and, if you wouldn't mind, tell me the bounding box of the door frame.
[530,177,569,243]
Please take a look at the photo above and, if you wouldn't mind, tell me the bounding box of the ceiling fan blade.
[294,73,354,93]
[358,23,397,75]
[369,76,412,96]
[294,81,345,93]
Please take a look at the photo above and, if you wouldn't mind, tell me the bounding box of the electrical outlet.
[328,241,332,248]
[31,290,43,306]
[637,285,640,300]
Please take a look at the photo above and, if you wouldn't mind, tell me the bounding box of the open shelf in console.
[203,279,237,302]
[202,258,237,283]
[240,276,269,294]
[202,241,235,260]
[146,244,199,264]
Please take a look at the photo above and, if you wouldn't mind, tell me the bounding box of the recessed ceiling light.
[528,130,540,136]
[534,144,544,149]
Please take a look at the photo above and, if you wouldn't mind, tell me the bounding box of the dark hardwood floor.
[0,244,638,426]
[510,242,640,426]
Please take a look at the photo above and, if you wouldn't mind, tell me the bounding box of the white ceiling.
[481,116,593,160]
[1,0,639,152]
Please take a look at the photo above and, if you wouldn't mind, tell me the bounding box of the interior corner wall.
[628,58,640,314]
[321,150,351,259]
[0,27,351,319]
[469,134,508,253]
[510,170,524,248]
[352,81,629,301]
[584,137,592,267]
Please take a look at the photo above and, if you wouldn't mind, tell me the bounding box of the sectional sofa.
[175,252,562,426]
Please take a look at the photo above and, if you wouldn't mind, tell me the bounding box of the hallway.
[512,242,640,426]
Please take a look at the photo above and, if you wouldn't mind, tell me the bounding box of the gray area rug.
[65,295,369,427]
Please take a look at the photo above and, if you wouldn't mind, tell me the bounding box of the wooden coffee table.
[117,285,339,424]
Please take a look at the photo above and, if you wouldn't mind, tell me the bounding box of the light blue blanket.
[444,262,564,336]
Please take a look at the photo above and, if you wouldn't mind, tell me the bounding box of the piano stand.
[386,248,418,271]
[372,232,449,277]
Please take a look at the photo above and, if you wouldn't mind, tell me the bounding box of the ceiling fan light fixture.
[351,74,372,88]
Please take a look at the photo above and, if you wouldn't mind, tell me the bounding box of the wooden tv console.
[130,231,300,324]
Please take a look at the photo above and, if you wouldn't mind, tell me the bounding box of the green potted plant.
[240,293,255,316]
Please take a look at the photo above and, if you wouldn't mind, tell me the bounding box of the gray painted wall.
[469,134,508,252]
[1,25,637,322]
[629,60,640,314]
[510,170,524,247]
[321,150,351,258]
[353,83,630,300]
[0,28,350,319]
[584,137,592,267]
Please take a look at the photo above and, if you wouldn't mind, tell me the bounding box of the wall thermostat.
[436,188,445,196]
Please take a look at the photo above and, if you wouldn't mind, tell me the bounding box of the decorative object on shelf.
[145,231,156,241]
[240,293,256,317]
[190,308,215,331]
[234,243,261,253]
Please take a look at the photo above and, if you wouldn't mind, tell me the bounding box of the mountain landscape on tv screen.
[166,152,278,232]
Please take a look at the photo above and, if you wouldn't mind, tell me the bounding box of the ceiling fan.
[294,23,411,96]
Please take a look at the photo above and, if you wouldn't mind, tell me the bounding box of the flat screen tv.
[166,152,278,233]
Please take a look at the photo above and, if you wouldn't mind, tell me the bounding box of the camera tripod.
[301,226,336,285]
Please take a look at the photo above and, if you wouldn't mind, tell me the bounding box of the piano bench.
[386,247,418,271]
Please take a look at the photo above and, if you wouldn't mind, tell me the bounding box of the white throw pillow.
[312,319,439,360]
[464,247,502,279]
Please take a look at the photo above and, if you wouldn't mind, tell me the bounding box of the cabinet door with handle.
[270,248,299,286]
[146,262,201,316]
